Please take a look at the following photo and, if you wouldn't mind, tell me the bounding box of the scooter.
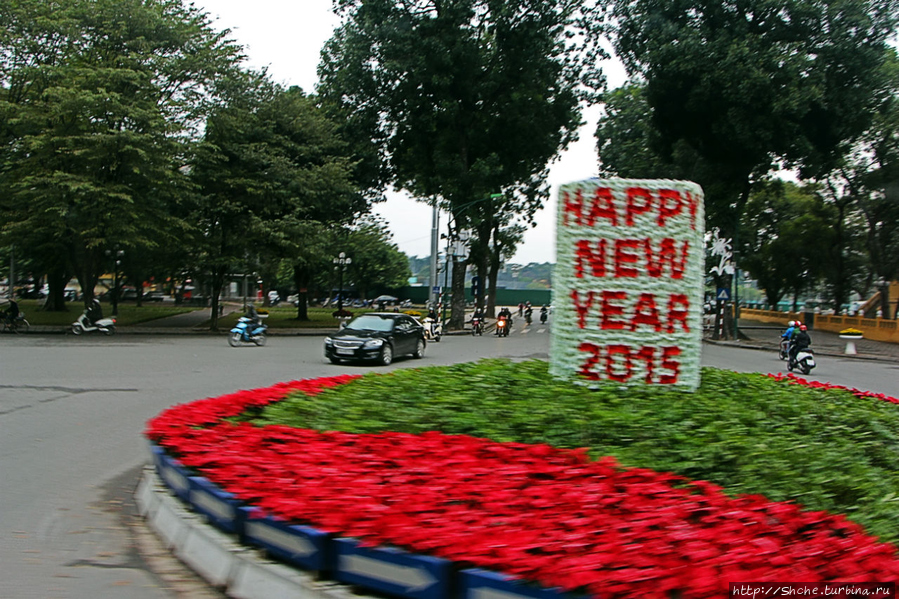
[71,311,116,335]
[788,347,816,375]
[229,316,268,347]
[422,317,442,342]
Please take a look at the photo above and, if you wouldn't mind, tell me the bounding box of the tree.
[190,77,364,328]
[318,0,606,328]
[740,181,838,310]
[340,216,411,301]
[610,0,899,232]
[823,50,899,317]
[0,0,242,309]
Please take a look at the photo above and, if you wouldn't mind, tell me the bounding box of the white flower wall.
[550,179,706,391]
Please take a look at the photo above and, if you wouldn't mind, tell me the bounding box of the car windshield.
[345,314,394,332]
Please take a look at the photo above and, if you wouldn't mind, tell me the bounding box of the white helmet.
[788,321,796,327]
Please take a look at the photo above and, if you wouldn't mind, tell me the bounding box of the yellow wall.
[741,308,899,344]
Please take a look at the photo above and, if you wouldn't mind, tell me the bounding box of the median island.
[146,360,899,598]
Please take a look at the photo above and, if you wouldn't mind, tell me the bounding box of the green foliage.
[0,0,243,305]
[343,216,412,299]
[318,0,606,324]
[247,360,899,544]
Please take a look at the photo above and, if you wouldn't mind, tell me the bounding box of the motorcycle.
[524,308,533,325]
[788,347,816,375]
[495,316,510,337]
[229,316,268,347]
[540,309,548,324]
[422,317,442,342]
[778,338,790,361]
[471,316,483,336]
[71,311,116,335]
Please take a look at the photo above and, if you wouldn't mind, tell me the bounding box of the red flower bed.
[767,372,899,405]
[146,375,899,598]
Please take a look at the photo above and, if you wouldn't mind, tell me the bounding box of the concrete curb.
[136,466,359,599]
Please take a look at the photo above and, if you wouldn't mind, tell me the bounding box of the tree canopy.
[610,0,899,232]
[317,0,606,325]
[0,0,243,308]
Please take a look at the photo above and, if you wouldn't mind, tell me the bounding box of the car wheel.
[413,338,425,359]
[380,343,394,366]
[328,356,341,364]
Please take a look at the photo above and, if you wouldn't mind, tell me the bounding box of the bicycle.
[2,312,30,333]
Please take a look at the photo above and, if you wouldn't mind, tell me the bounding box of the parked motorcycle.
[71,311,116,335]
[495,316,510,337]
[471,316,483,336]
[229,316,268,347]
[422,316,442,342]
[788,347,816,375]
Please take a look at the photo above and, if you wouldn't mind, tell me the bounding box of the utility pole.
[429,203,439,308]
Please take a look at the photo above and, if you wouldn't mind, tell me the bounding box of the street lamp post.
[106,249,124,316]
[333,252,352,313]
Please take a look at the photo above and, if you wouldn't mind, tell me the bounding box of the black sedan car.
[324,313,426,366]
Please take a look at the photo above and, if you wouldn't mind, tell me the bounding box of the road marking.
[471,586,533,599]
[161,464,189,492]
[245,521,316,557]
[190,489,234,521]
[341,554,437,591]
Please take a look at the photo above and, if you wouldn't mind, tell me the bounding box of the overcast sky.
[197,0,627,264]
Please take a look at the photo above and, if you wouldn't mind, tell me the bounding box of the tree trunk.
[209,267,225,331]
[487,237,501,319]
[292,264,310,321]
[449,255,466,329]
[43,266,70,312]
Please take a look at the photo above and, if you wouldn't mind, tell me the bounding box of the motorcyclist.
[782,321,797,341]
[780,320,796,356]
[244,303,261,327]
[540,305,548,322]
[524,304,533,324]
[789,324,811,366]
[86,298,104,324]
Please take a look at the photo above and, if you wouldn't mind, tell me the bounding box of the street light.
[333,252,352,313]
[105,248,124,316]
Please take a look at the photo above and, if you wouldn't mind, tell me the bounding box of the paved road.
[1,330,897,598]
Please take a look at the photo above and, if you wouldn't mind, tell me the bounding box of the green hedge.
[246,360,899,545]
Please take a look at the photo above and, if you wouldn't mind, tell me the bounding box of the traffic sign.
[717,287,731,301]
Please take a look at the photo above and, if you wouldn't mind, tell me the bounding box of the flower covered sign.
[550,178,705,390]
